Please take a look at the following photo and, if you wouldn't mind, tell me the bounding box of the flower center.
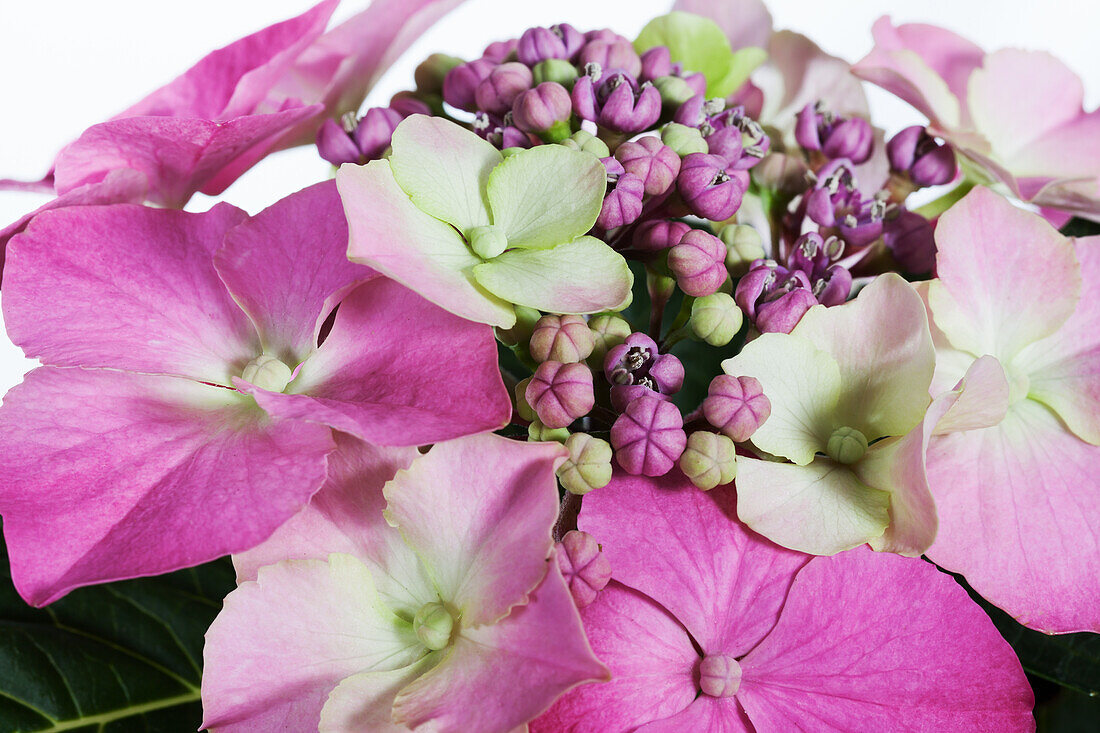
[826,426,868,464]
[413,601,456,651]
[467,224,508,259]
[699,654,741,697]
[240,355,293,393]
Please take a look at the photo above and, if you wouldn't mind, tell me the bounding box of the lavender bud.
[442,58,495,112]
[597,172,645,229]
[316,117,362,166]
[615,136,681,196]
[512,82,572,141]
[517,26,569,66]
[578,39,642,78]
[476,62,534,116]
[640,46,673,81]
[677,153,748,221]
[668,229,728,297]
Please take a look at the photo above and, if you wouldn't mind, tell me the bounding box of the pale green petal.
[735,456,890,555]
[472,236,633,315]
[389,115,501,233]
[721,332,842,465]
[794,273,934,440]
[337,160,516,328]
[857,429,937,557]
[486,145,605,249]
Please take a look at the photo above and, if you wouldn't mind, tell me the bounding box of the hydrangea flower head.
[337,114,633,328]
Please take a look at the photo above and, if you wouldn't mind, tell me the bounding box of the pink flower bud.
[756,288,817,333]
[526,361,595,429]
[597,172,645,229]
[517,26,568,66]
[475,62,533,116]
[639,46,673,81]
[555,530,612,608]
[615,136,681,196]
[512,82,572,137]
[529,314,595,363]
[482,38,518,63]
[316,117,361,166]
[702,375,770,442]
[578,39,642,78]
[610,395,687,476]
[633,219,691,252]
[677,153,748,221]
[442,58,494,112]
[353,107,403,160]
[667,229,728,297]
[699,654,742,697]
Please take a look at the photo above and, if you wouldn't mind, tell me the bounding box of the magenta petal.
[0,367,334,606]
[119,0,338,121]
[52,107,321,208]
[533,581,699,732]
[926,400,1100,633]
[737,548,1034,730]
[636,696,752,733]
[216,180,376,364]
[243,277,510,446]
[391,564,609,733]
[3,203,257,385]
[580,473,808,654]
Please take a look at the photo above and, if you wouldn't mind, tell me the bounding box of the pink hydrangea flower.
[534,472,1034,731]
[853,18,1100,221]
[202,433,608,732]
[917,186,1100,632]
[0,180,509,606]
[0,0,466,267]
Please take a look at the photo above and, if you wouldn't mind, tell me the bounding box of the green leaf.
[1060,217,1100,238]
[634,11,766,98]
[0,535,234,732]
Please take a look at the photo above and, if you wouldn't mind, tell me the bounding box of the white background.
[1,0,1098,396]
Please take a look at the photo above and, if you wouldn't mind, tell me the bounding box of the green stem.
[32,690,201,733]
[914,179,976,220]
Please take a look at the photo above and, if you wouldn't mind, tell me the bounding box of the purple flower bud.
[807,161,889,247]
[673,94,707,127]
[735,259,820,334]
[668,229,728,297]
[553,23,586,59]
[475,62,533,116]
[585,28,630,44]
[597,75,661,133]
[526,361,595,429]
[605,332,684,411]
[388,93,431,119]
[640,46,673,81]
[887,125,957,187]
[488,123,534,150]
[482,38,518,63]
[512,82,572,138]
[795,102,873,164]
[571,74,600,122]
[442,58,494,112]
[615,136,681,196]
[679,72,705,96]
[354,106,403,160]
[517,27,568,66]
[529,314,595,363]
[316,117,361,166]
[555,530,612,608]
[632,218,691,252]
[579,39,642,79]
[611,395,687,476]
[703,375,770,442]
[884,208,937,273]
[708,106,770,169]
[757,289,818,333]
[787,232,852,307]
[677,153,749,221]
[598,171,645,229]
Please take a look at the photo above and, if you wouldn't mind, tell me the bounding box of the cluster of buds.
[315,97,429,166]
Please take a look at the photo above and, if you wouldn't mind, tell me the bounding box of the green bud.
[719,224,766,276]
[241,354,293,393]
[653,75,695,109]
[533,58,579,87]
[528,418,570,443]
[557,433,614,495]
[559,130,611,159]
[661,122,708,157]
[413,601,455,651]
[690,293,744,347]
[467,224,508,259]
[679,432,738,490]
[495,305,541,347]
[826,426,868,465]
[514,377,536,422]
[414,53,463,96]
[586,314,632,368]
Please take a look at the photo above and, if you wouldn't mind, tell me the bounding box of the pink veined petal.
[215,180,376,365]
[2,202,257,386]
[0,367,334,607]
[913,280,992,399]
[241,277,511,446]
[1006,109,1100,184]
[926,398,1100,633]
[931,355,1010,435]
[233,431,434,617]
[391,564,609,733]
[579,473,809,655]
[1026,176,1100,221]
[737,549,1034,731]
[1014,235,1100,445]
[672,0,772,51]
[382,433,565,626]
[930,186,1081,361]
[0,168,148,274]
[118,0,338,121]
[318,656,439,733]
[201,553,423,733]
[968,49,1086,167]
[51,107,321,208]
[636,696,752,733]
[532,581,699,733]
[890,21,984,117]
